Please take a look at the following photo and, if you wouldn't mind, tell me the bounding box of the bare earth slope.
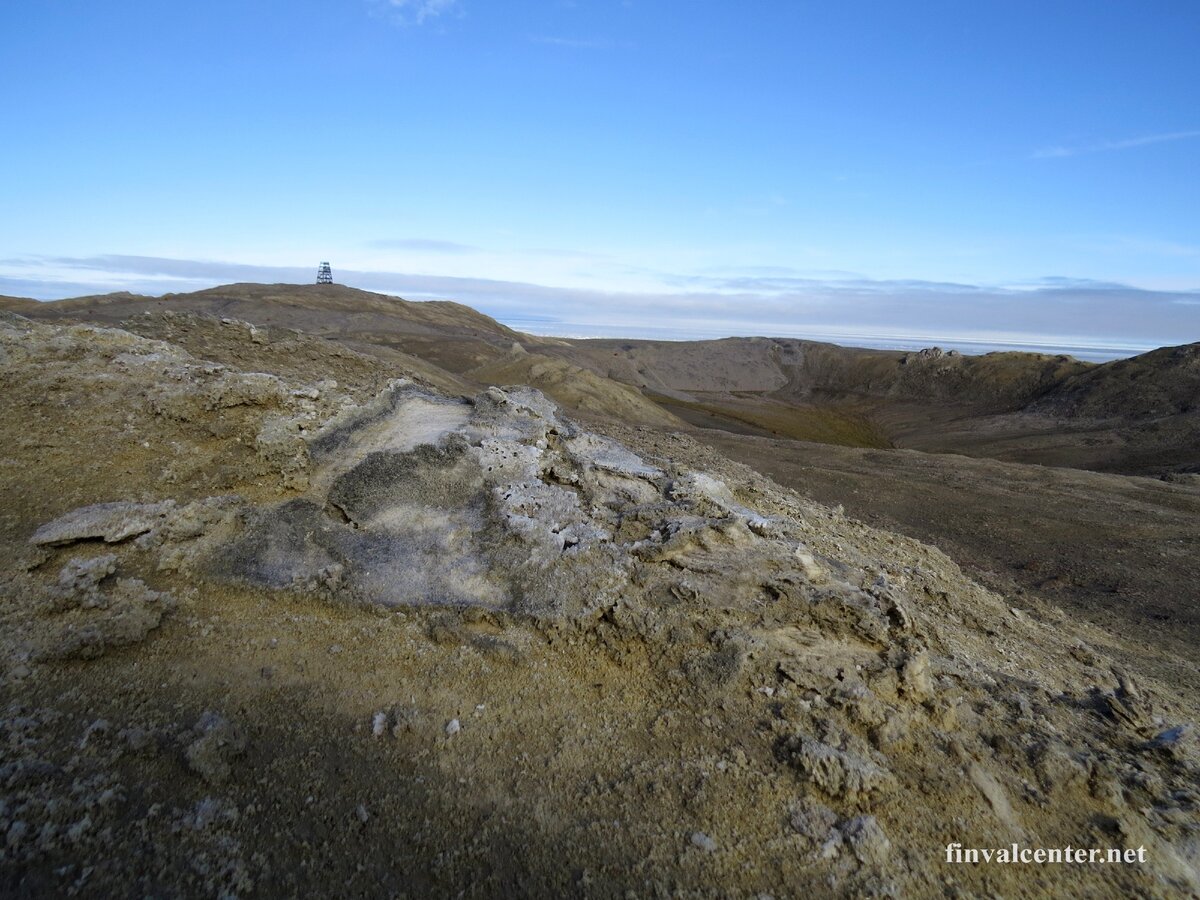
[16,284,1200,474]
[17,285,685,431]
[0,297,41,314]
[551,336,1200,476]
[601,426,1200,702]
[2,312,1197,897]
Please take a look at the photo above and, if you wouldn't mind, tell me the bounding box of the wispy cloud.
[367,238,479,254]
[1032,129,1200,159]
[372,0,460,26]
[529,35,631,50]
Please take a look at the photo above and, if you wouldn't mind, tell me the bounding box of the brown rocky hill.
[12,283,1199,473]
[0,295,41,314]
[550,335,1200,474]
[1,311,1197,897]
[1030,341,1200,419]
[13,284,684,430]
[553,337,1089,411]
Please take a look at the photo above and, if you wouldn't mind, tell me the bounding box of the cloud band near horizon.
[2,254,1197,362]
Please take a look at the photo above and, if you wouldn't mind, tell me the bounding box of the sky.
[2,1,1198,359]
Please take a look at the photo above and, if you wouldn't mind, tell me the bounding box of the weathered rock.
[48,555,118,610]
[184,713,247,785]
[783,735,895,807]
[38,578,172,661]
[690,831,717,852]
[31,501,175,546]
[898,651,934,701]
[841,815,891,865]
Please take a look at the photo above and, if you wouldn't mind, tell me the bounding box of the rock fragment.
[372,712,388,738]
[899,651,934,700]
[690,831,717,852]
[40,578,173,661]
[840,815,891,865]
[783,735,894,808]
[31,501,175,547]
[184,713,247,785]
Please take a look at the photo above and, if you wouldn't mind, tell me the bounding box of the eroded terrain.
[1,312,1197,897]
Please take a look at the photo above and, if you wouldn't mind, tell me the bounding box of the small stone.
[445,718,461,736]
[7,820,28,848]
[794,547,827,583]
[65,816,92,844]
[355,803,370,824]
[184,712,247,785]
[1144,725,1191,755]
[371,712,388,737]
[691,831,717,852]
[79,719,110,749]
[899,651,934,701]
[841,815,891,865]
[120,727,153,753]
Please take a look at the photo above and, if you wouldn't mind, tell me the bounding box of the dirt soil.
[596,425,1200,713]
[0,308,1197,899]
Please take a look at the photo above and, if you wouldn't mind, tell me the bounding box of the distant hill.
[1030,341,1200,419]
[12,283,685,430]
[10,283,1197,474]
[549,337,1091,411]
[0,295,42,313]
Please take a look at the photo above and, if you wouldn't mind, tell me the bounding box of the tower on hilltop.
[316,262,333,284]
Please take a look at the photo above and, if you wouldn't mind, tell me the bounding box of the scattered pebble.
[691,831,717,852]
[371,712,388,737]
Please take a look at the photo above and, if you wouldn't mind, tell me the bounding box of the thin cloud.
[521,247,611,261]
[1032,129,1200,159]
[529,35,632,50]
[372,0,460,26]
[367,238,479,254]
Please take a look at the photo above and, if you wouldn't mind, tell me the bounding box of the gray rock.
[784,735,895,807]
[31,501,175,546]
[184,713,247,785]
[690,831,717,852]
[841,815,891,865]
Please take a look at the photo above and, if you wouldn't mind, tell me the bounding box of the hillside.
[13,284,682,431]
[13,283,1200,475]
[551,335,1199,474]
[554,337,1089,411]
[1,311,1197,897]
[1031,342,1200,419]
[0,296,41,314]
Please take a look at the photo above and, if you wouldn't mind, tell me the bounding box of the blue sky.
[2,1,1198,357]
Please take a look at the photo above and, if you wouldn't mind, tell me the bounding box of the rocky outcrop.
[3,313,1198,898]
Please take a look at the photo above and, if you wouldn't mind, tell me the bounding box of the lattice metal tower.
[316,261,333,284]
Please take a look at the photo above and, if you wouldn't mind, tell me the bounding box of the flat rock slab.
[30,500,176,546]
